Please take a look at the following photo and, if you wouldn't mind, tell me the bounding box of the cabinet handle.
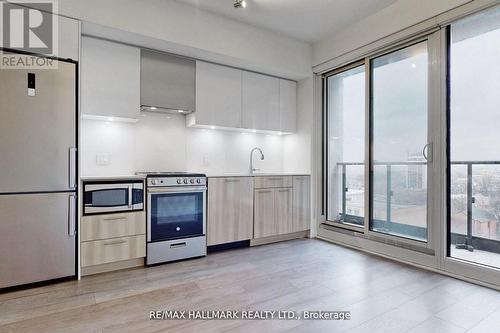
[278,189,290,192]
[103,239,127,246]
[225,179,241,183]
[103,216,127,221]
[258,190,272,193]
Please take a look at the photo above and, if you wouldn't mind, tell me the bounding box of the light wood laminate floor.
[1,239,499,333]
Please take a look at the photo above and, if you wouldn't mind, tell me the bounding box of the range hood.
[140,49,195,114]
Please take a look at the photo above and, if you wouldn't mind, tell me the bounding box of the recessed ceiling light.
[411,63,416,68]
[234,0,246,9]
[178,109,184,113]
[150,106,157,110]
[210,126,216,130]
[251,129,257,133]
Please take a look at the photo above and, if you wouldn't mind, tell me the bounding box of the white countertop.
[80,173,310,181]
[80,175,146,181]
[206,173,310,178]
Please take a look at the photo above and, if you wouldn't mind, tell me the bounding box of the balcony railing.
[334,161,500,252]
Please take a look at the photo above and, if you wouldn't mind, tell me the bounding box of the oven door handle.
[147,186,207,193]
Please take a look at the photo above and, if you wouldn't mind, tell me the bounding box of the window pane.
[449,6,500,268]
[370,42,428,241]
[327,65,365,227]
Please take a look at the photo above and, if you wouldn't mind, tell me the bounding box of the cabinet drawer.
[81,234,146,267]
[81,211,146,241]
[254,176,292,189]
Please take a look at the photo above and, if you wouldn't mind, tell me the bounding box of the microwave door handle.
[128,185,133,208]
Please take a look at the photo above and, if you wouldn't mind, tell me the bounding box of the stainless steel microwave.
[83,180,144,215]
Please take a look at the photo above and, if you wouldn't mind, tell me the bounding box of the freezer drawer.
[0,193,76,289]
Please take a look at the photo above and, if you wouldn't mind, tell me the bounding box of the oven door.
[147,186,206,242]
[84,182,144,215]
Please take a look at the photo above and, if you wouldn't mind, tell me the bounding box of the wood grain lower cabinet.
[254,187,293,238]
[254,176,310,239]
[292,176,311,232]
[254,189,277,238]
[81,211,146,241]
[275,188,293,235]
[207,177,254,246]
[81,234,146,267]
[80,210,146,271]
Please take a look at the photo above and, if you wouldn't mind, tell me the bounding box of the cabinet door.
[279,79,297,133]
[196,61,242,128]
[58,16,80,61]
[275,188,293,235]
[207,177,254,245]
[292,176,311,232]
[254,189,276,238]
[242,71,280,131]
[81,37,140,118]
[2,4,79,61]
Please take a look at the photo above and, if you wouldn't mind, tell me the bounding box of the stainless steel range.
[137,172,207,265]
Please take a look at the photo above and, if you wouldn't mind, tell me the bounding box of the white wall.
[313,0,471,66]
[58,0,312,80]
[81,113,290,176]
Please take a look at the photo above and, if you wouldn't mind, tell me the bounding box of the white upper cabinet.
[279,79,297,133]
[187,61,297,133]
[242,72,280,131]
[194,61,242,128]
[58,16,80,61]
[81,37,140,119]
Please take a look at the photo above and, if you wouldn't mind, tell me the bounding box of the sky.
[327,25,500,164]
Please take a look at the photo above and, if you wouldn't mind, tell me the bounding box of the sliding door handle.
[423,143,433,162]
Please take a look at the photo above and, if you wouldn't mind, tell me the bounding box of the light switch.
[96,153,110,166]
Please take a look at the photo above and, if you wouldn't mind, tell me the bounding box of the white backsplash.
[81,113,288,176]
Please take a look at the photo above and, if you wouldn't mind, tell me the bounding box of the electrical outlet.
[96,153,110,166]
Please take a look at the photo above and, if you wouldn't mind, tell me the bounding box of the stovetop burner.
[136,171,206,178]
[136,171,207,187]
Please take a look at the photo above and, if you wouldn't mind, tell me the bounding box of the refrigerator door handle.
[68,194,76,236]
[69,147,77,189]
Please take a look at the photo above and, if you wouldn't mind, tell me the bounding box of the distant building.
[407,153,426,189]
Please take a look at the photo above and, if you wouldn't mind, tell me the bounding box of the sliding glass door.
[448,6,500,268]
[322,3,500,287]
[326,64,365,227]
[370,42,429,242]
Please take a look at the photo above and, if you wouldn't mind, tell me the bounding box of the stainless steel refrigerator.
[0,52,77,289]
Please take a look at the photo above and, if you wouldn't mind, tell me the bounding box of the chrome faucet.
[250,147,265,174]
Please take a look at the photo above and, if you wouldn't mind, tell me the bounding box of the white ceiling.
[174,0,399,43]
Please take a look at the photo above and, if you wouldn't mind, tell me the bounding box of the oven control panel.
[148,177,207,187]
